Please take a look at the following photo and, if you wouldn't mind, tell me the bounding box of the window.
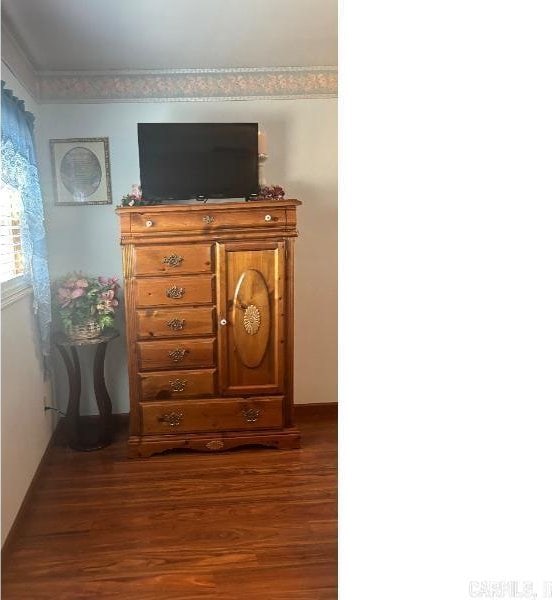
[0,181,27,301]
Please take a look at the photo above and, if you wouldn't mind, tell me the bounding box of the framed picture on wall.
[50,137,112,205]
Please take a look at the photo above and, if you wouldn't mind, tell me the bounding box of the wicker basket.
[65,320,102,341]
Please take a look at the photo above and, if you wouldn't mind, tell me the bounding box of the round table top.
[53,328,120,347]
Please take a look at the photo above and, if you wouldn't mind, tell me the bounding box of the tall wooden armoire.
[116,199,301,457]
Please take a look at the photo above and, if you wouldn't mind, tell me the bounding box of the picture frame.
[50,137,112,205]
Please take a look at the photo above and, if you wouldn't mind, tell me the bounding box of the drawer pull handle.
[162,254,183,267]
[169,379,187,392]
[220,318,227,326]
[145,220,154,228]
[203,215,215,224]
[166,286,185,299]
[264,214,272,222]
[242,407,262,423]
[167,318,186,330]
[158,412,183,427]
[168,348,189,362]
[206,440,224,450]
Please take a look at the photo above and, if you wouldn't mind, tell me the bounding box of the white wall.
[37,98,337,413]
[1,67,56,545]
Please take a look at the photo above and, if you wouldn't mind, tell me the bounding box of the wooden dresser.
[116,199,301,457]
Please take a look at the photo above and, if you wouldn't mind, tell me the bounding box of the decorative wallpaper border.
[37,67,337,102]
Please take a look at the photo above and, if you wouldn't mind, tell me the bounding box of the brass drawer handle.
[169,379,187,392]
[203,215,215,224]
[166,286,184,299]
[242,407,261,423]
[168,348,189,362]
[264,214,272,222]
[167,318,186,330]
[206,440,224,450]
[158,412,183,427]
[145,220,154,228]
[162,254,183,267]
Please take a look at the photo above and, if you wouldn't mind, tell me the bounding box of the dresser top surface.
[115,199,301,214]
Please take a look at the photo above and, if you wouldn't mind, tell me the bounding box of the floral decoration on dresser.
[258,185,285,200]
[53,273,120,335]
[121,184,143,206]
[120,184,161,206]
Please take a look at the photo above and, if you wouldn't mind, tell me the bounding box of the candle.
[258,130,268,155]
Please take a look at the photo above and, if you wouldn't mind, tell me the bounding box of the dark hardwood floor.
[1,408,337,599]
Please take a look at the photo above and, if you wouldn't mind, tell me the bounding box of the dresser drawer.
[136,306,214,339]
[135,274,214,307]
[138,338,215,371]
[130,208,287,233]
[139,369,216,400]
[140,396,283,434]
[134,244,212,276]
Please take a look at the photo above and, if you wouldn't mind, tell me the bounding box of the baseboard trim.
[294,402,337,419]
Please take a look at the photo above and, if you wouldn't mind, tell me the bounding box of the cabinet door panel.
[216,241,285,395]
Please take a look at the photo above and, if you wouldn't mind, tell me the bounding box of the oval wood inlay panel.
[232,269,270,368]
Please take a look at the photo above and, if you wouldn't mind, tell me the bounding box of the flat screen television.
[137,122,259,202]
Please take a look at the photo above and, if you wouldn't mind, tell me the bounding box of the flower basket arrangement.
[53,273,120,340]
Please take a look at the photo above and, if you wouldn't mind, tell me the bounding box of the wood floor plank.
[2,411,337,599]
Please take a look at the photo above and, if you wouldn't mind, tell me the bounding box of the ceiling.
[1,0,337,72]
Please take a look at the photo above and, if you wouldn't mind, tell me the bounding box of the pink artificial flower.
[99,276,118,289]
[100,289,119,312]
[71,288,85,299]
[57,287,73,307]
[131,184,142,199]
[75,278,89,288]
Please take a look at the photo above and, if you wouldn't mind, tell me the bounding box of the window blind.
[0,182,24,284]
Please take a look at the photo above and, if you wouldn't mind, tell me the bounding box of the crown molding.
[37,66,337,103]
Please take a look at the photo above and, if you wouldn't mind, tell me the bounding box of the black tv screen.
[138,123,259,201]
